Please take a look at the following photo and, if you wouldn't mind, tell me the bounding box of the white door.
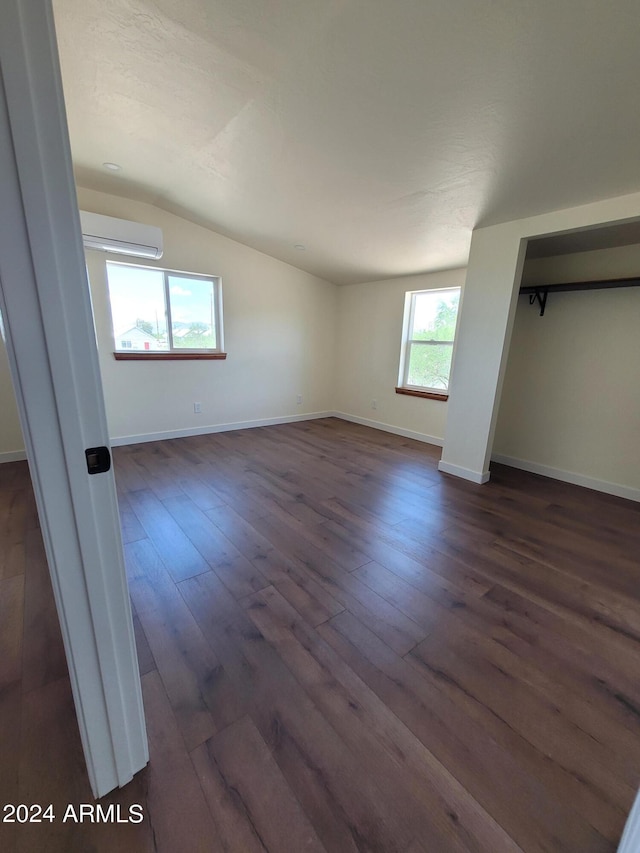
[0,0,147,797]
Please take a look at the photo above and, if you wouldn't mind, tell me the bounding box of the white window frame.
[399,286,460,394]
[106,261,224,354]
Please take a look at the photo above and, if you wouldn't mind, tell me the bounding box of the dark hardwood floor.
[1,417,639,851]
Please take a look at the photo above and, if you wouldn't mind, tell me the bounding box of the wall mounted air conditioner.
[80,211,163,260]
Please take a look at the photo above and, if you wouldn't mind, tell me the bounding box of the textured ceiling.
[53,0,640,284]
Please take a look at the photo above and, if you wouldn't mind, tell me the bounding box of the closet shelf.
[520,277,640,316]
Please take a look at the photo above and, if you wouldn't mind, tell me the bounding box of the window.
[106,261,224,358]
[398,287,460,398]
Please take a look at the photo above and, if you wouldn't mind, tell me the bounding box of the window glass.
[411,290,459,341]
[106,262,222,354]
[401,288,460,392]
[168,275,217,350]
[107,264,168,351]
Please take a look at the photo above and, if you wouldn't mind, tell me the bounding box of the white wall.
[494,245,640,496]
[439,189,640,485]
[0,187,338,453]
[334,268,466,444]
[521,243,640,287]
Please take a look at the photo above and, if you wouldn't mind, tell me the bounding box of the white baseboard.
[491,453,640,503]
[332,412,443,447]
[0,449,27,464]
[438,459,490,484]
[110,411,335,447]
[3,409,440,458]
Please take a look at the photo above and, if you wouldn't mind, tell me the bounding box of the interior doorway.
[491,221,640,502]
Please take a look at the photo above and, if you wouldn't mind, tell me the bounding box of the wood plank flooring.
[0,417,639,852]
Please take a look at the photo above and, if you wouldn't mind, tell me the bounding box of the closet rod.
[520,277,640,316]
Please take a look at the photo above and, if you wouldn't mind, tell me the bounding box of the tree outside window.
[401,288,460,393]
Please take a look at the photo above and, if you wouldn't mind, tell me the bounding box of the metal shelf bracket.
[520,276,640,317]
[528,289,548,317]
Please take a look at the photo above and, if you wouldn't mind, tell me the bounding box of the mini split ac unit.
[79,211,163,260]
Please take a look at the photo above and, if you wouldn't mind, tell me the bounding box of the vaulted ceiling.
[53,0,640,284]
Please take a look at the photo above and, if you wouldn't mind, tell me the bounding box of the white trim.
[491,454,640,503]
[106,261,223,355]
[110,411,334,446]
[333,412,443,447]
[400,286,460,391]
[438,460,491,483]
[110,411,445,450]
[618,789,640,853]
[0,449,27,463]
[1,409,443,456]
[0,0,147,798]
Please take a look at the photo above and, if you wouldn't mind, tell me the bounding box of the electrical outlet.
[371,399,377,410]
[296,394,303,405]
[193,402,202,414]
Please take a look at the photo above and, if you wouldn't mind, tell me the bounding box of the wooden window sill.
[395,386,448,401]
[113,352,227,361]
